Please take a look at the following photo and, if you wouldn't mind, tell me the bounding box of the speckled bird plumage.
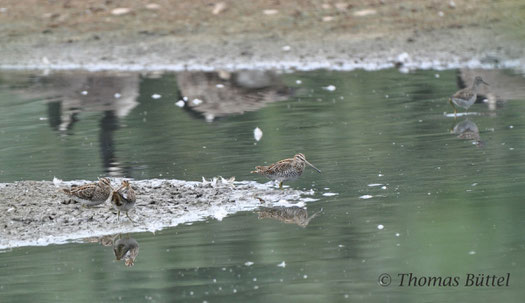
[251,153,321,188]
[111,180,136,222]
[113,236,139,267]
[449,76,489,115]
[62,177,112,206]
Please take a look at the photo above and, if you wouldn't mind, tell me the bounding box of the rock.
[212,2,227,15]
[353,9,376,17]
[335,3,351,11]
[145,3,161,10]
[111,8,131,16]
[263,9,278,15]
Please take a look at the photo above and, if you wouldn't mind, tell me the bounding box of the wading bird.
[251,153,321,189]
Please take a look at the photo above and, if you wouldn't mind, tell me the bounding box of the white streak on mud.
[0,57,523,73]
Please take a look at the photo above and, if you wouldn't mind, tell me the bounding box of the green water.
[1,69,525,302]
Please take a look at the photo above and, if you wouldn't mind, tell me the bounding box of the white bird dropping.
[254,127,263,141]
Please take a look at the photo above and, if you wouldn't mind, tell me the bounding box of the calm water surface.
[1,69,525,302]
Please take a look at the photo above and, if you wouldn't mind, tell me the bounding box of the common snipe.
[251,153,321,189]
[449,76,489,116]
[62,177,112,207]
[111,180,136,222]
[111,180,137,222]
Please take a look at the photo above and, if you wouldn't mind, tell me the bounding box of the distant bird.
[449,76,489,116]
[251,153,321,189]
[62,177,112,207]
[113,236,139,267]
[111,180,136,222]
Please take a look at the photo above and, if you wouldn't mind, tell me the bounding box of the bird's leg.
[126,211,135,223]
[449,98,457,118]
[279,181,283,189]
[117,210,120,222]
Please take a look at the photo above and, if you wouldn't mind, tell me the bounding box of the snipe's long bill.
[251,153,321,189]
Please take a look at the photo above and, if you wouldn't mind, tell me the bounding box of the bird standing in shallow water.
[449,76,489,116]
[111,180,136,222]
[251,153,321,189]
[62,177,112,207]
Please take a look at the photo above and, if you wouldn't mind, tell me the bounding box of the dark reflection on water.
[176,70,292,122]
[257,206,322,227]
[2,72,140,177]
[451,119,483,147]
[0,70,292,177]
[84,234,116,246]
[18,72,140,132]
[1,68,525,302]
[113,236,140,267]
[84,234,140,267]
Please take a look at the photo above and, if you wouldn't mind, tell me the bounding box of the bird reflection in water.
[113,235,140,267]
[16,71,140,177]
[83,234,139,267]
[83,234,116,246]
[451,119,483,147]
[15,72,140,133]
[257,206,322,227]
[176,70,293,122]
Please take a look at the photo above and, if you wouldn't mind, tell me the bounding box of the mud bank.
[1,28,524,73]
[0,1,524,72]
[0,178,317,250]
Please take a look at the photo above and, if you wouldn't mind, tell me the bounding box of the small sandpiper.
[111,180,136,222]
[62,177,112,207]
[251,153,321,189]
[449,76,489,116]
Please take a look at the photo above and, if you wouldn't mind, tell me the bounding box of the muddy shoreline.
[1,27,524,72]
[0,178,316,250]
[0,1,524,72]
